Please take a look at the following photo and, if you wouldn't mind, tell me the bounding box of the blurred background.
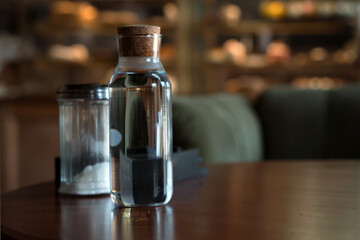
[1,0,360,193]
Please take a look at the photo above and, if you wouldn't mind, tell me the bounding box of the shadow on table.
[58,195,174,240]
[111,206,174,240]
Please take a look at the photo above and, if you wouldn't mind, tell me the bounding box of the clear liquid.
[109,71,173,207]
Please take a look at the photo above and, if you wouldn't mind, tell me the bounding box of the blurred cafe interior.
[1,0,360,193]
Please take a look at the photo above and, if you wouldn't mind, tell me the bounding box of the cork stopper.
[117,25,161,36]
[117,25,162,57]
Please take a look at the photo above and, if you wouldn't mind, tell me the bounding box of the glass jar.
[109,25,173,207]
[57,84,110,195]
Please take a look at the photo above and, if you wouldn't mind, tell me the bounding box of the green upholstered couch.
[172,86,360,163]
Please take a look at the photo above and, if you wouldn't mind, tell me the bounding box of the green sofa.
[172,86,360,163]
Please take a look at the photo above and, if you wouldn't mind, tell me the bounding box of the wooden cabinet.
[0,99,59,193]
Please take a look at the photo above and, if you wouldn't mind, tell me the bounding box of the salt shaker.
[57,84,110,195]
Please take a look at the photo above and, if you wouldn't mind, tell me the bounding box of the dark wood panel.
[0,99,59,193]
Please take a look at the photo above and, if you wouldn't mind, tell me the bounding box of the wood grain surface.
[2,161,360,240]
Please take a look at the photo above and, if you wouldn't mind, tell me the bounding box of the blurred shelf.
[93,0,174,7]
[34,22,176,37]
[14,0,173,7]
[206,61,358,76]
[32,57,176,69]
[33,57,115,68]
[210,20,355,36]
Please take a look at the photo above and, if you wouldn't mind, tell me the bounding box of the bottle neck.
[116,35,163,71]
[116,56,163,72]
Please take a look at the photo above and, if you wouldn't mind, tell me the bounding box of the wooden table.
[2,161,360,239]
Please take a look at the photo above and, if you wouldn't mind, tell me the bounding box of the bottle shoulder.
[109,71,171,88]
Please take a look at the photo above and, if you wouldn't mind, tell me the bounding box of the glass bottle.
[109,25,173,207]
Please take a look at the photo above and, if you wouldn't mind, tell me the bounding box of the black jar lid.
[57,83,108,100]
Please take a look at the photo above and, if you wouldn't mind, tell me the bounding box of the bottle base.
[111,192,171,208]
[113,201,169,208]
